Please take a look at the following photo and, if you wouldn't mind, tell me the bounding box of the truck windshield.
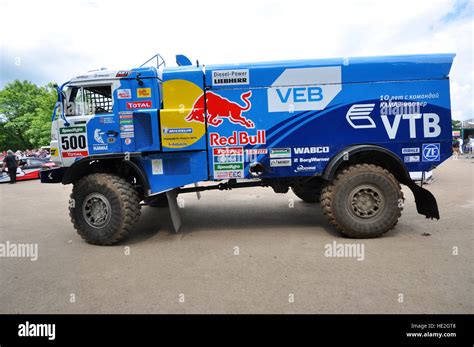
[66,85,113,116]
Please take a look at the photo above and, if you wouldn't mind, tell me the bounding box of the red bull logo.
[186,91,254,128]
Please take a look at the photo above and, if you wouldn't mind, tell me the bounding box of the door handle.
[106,130,118,137]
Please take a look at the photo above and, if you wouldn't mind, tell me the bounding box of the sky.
[0,0,472,120]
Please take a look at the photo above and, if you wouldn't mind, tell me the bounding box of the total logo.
[126,101,152,109]
[210,130,266,146]
[186,91,254,128]
[346,104,441,139]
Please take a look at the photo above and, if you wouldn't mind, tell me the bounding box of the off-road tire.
[320,164,403,238]
[291,187,321,203]
[69,173,141,245]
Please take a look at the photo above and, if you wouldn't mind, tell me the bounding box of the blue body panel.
[76,54,454,195]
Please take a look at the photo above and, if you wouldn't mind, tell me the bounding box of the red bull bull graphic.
[186,91,254,128]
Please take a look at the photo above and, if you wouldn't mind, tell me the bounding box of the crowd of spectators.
[1,148,50,161]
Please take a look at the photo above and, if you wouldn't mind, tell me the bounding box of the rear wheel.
[69,173,141,245]
[320,164,403,238]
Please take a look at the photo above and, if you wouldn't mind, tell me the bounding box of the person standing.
[2,150,19,184]
[458,137,464,155]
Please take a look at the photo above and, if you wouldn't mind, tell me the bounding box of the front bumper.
[40,167,65,183]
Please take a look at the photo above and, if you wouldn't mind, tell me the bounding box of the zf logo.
[422,143,440,162]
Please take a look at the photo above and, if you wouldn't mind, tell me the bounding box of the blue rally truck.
[42,53,455,245]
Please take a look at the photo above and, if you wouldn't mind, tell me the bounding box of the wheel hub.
[348,185,385,219]
[82,193,112,228]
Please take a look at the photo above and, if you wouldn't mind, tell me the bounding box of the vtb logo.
[186,91,254,128]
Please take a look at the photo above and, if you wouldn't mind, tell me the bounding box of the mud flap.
[166,189,182,232]
[405,180,440,220]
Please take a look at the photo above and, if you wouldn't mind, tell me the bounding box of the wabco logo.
[293,146,329,154]
[186,91,254,128]
[422,143,440,162]
[268,67,342,112]
[346,104,441,139]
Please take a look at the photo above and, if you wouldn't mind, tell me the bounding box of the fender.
[323,145,439,219]
[61,153,150,195]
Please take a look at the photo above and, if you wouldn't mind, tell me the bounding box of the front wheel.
[69,173,141,245]
[320,164,403,238]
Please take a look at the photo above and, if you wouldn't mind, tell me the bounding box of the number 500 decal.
[61,135,86,150]
[59,126,88,157]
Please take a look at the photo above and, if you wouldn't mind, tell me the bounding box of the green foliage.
[452,119,462,128]
[0,80,56,150]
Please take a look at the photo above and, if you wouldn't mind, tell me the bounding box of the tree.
[0,80,56,150]
[452,119,462,128]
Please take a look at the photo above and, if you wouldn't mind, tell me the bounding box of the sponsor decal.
[120,125,134,132]
[124,138,132,145]
[294,165,317,173]
[268,66,342,112]
[117,89,132,99]
[151,159,163,175]
[186,91,254,128]
[59,126,87,157]
[402,147,420,154]
[213,147,244,179]
[294,157,330,163]
[107,137,116,144]
[346,104,376,129]
[137,88,151,98]
[93,145,108,151]
[209,130,266,147]
[270,148,291,158]
[246,148,268,155]
[293,146,329,154]
[99,116,115,124]
[94,129,105,144]
[404,155,420,163]
[347,103,442,140]
[270,158,292,167]
[116,71,130,77]
[163,128,193,134]
[422,143,440,162]
[212,69,249,86]
[59,126,85,134]
[126,101,152,109]
[50,148,58,156]
[62,150,88,158]
[121,131,135,139]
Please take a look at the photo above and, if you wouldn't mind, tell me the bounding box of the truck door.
[117,76,161,152]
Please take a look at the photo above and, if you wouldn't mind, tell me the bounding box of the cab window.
[68,85,113,116]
